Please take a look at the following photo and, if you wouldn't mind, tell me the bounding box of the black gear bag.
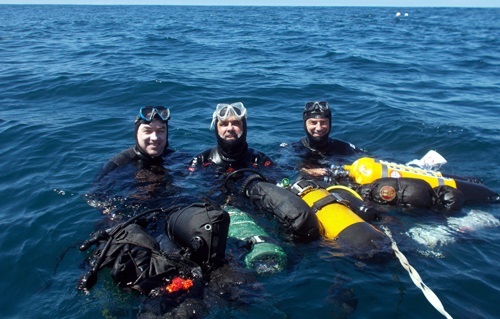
[77,209,202,295]
[166,203,230,271]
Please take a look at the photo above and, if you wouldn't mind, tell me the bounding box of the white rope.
[381,225,454,319]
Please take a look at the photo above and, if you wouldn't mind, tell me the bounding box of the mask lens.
[140,107,154,121]
[139,106,170,122]
[305,101,329,112]
[305,102,315,110]
[211,102,247,129]
[215,103,246,120]
[156,107,171,121]
[215,104,231,119]
[230,102,245,116]
[318,101,329,109]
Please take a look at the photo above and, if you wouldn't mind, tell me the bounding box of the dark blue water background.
[0,5,499,319]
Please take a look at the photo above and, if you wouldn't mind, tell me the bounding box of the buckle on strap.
[312,193,350,213]
[290,179,318,196]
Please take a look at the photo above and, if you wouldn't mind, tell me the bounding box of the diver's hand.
[300,168,328,177]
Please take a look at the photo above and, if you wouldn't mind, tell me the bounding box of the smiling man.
[99,106,173,176]
[136,115,168,158]
[292,101,365,177]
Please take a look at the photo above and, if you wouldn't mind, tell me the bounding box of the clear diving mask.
[210,102,247,130]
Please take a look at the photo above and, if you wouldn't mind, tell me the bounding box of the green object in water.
[226,205,287,274]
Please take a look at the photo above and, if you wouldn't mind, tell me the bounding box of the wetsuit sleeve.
[188,149,211,172]
[334,139,366,155]
[97,147,136,179]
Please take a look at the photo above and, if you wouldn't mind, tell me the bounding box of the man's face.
[217,116,243,140]
[136,119,167,157]
[305,117,330,138]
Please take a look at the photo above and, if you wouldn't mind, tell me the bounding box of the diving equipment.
[226,205,287,274]
[210,102,247,130]
[290,179,390,254]
[136,106,171,123]
[335,157,499,204]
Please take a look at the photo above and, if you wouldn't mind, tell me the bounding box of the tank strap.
[311,193,350,213]
[326,185,363,200]
[290,179,319,196]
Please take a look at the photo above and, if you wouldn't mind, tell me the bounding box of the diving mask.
[137,106,171,123]
[304,101,330,112]
[210,102,247,129]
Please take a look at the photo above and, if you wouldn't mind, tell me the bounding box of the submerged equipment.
[226,205,287,274]
[382,226,454,319]
[289,179,390,254]
[325,185,382,222]
[357,177,465,212]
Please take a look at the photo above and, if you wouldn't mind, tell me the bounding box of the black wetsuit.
[293,136,364,158]
[188,144,274,175]
[88,145,191,219]
[99,145,174,177]
[292,137,365,169]
[290,137,365,182]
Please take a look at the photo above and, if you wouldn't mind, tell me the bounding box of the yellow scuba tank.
[302,187,364,239]
[290,180,388,250]
[344,157,457,189]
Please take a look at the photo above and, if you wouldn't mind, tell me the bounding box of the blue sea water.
[1,4,499,319]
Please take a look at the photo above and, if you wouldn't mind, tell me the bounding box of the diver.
[188,102,274,175]
[99,105,173,176]
[87,106,191,218]
[187,102,320,241]
[291,101,365,179]
[78,105,256,318]
[285,101,384,222]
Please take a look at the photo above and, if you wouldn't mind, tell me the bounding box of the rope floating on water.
[381,225,454,319]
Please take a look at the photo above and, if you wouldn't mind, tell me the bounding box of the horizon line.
[0,3,498,7]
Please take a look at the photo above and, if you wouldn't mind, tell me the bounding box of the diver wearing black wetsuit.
[189,102,319,242]
[292,101,364,157]
[290,101,364,179]
[98,106,173,178]
[89,106,183,216]
[188,102,273,175]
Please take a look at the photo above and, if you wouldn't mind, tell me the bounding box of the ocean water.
[1,4,499,319]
